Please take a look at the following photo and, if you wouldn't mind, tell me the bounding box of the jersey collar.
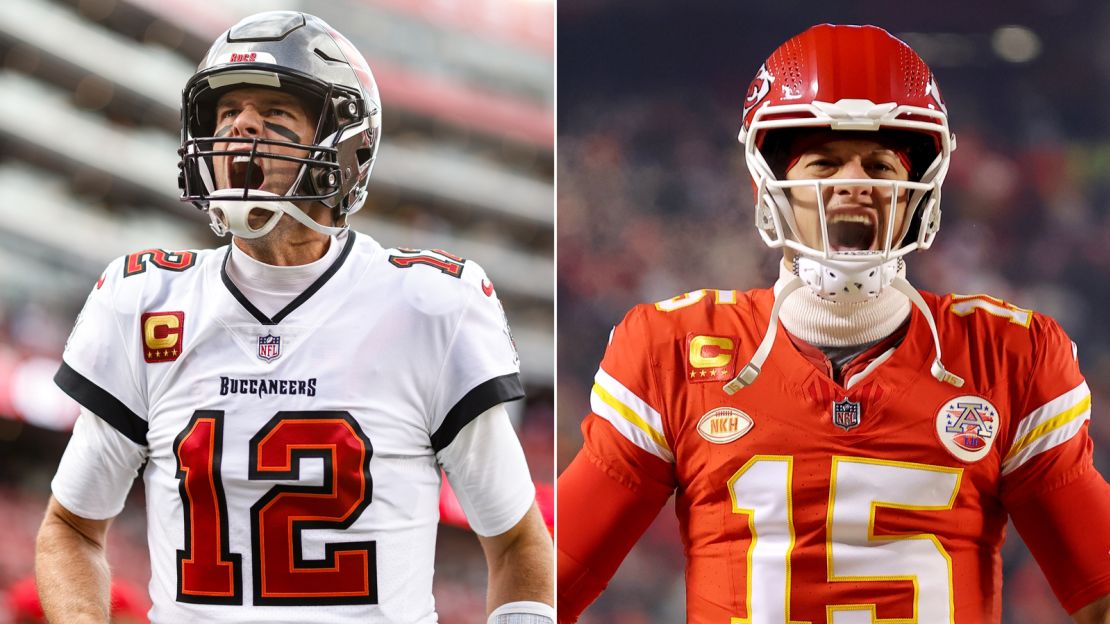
[219,231,357,325]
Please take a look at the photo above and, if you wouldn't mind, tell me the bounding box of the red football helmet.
[739,24,955,268]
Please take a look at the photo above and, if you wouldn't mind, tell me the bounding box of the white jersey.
[53,232,525,623]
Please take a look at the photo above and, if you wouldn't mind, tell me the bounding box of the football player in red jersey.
[557,24,1110,624]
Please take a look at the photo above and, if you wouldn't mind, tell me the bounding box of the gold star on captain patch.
[146,351,152,359]
[690,371,697,378]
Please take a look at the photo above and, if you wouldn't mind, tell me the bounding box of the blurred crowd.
[557,91,1110,622]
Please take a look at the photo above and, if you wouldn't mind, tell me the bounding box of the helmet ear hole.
[356,147,372,166]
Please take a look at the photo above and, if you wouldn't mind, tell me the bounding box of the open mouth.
[228,155,265,190]
[827,211,877,251]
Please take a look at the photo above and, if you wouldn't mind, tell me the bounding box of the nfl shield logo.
[832,397,861,431]
[258,333,281,362]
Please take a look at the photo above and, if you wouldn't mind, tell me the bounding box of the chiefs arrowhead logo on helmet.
[742,64,775,121]
[925,75,948,114]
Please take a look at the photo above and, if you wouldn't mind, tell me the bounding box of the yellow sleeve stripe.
[1010,381,1088,441]
[591,382,672,456]
[1004,394,1090,463]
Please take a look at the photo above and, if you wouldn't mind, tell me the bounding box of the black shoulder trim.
[54,361,148,446]
[431,373,525,453]
[220,232,357,326]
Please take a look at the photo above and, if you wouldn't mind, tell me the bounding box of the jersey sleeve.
[428,259,524,453]
[1000,315,1091,491]
[53,259,150,445]
[436,403,536,537]
[1007,464,1110,613]
[1000,314,1110,611]
[51,408,149,520]
[588,305,675,464]
[557,306,678,622]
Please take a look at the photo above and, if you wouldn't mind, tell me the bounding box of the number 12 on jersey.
[175,410,376,606]
[728,456,962,623]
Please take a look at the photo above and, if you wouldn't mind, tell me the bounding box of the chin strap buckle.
[931,359,965,388]
[723,364,761,395]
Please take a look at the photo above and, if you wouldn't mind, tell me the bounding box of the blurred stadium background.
[558,1,1110,622]
[0,0,552,622]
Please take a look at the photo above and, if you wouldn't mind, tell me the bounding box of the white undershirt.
[223,234,342,317]
[776,260,912,347]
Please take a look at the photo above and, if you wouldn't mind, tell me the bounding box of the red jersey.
[557,287,1110,623]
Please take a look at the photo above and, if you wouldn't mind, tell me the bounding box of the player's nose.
[229,105,264,137]
[831,157,872,197]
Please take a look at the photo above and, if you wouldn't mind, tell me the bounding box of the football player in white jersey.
[34,11,553,624]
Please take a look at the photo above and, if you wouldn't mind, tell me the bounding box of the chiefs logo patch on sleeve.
[686,333,738,383]
[142,311,184,363]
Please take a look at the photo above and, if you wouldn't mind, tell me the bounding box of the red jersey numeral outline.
[124,249,197,278]
[174,410,377,606]
[387,248,465,278]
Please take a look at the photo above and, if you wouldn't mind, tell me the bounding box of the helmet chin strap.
[795,254,903,304]
[722,256,964,395]
[888,276,965,388]
[208,189,347,239]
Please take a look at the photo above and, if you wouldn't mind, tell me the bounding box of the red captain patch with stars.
[141,311,184,363]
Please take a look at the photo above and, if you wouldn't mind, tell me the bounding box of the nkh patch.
[696,407,754,444]
[832,397,861,431]
[686,333,738,384]
[257,333,281,362]
[935,395,999,462]
[141,311,184,363]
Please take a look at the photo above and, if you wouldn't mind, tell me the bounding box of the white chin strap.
[723,265,964,395]
[795,255,903,304]
[208,189,347,239]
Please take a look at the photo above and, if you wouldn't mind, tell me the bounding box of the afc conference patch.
[935,395,999,462]
[257,333,282,362]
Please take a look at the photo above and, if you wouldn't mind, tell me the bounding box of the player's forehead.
[797,136,900,158]
[215,87,307,111]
